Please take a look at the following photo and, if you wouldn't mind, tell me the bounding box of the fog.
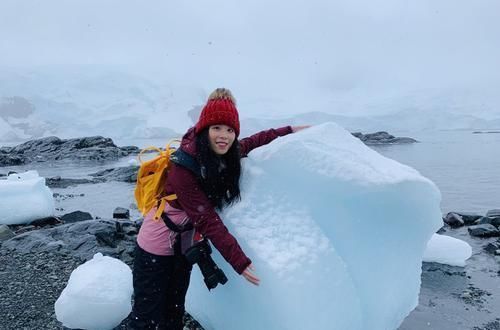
[1,0,499,118]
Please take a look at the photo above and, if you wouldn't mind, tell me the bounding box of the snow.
[423,233,472,267]
[0,170,54,225]
[185,123,443,330]
[54,253,133,330]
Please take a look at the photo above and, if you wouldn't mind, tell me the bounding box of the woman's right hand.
[242,264,260,286]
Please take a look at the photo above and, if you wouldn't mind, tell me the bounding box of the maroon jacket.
[165,126,293,274]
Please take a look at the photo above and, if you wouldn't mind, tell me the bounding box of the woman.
[129,88,308,329]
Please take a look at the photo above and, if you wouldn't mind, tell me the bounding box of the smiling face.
[208,124,236,155]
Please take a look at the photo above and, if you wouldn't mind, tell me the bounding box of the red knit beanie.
[195,97,240,137]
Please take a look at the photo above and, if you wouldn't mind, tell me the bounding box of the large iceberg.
[186,122,443,330]
[0,170,54,225]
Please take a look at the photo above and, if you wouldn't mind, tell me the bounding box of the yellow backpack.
[134,140,180,221]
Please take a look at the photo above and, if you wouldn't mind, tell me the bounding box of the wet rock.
[61,211,93,224]
[443,212,464,227]
[29,216,62,227]
[478,216,500,227]
[0,225,15,242]
[46,176,96,188]
[0,136,139,166]
[13,225,36,235]
[113,207,130,219]
[436,226,447,234]
[468,224,500,237]
[352,131,418,145]
[484,241,500,255]
[2,219,137,262]
[486,209,500,218]
[89,166,138,183]
[454,212,483,225]
[53,193,85,201]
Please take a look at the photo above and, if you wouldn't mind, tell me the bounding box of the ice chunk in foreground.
[55,253,133,330]
[423,233,472,267]
[0,170,54,225]
[186,122,442,330]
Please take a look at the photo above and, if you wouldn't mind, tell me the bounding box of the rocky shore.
[0,136,139,167]
[0,216,203,330]
[1,135,499,330]
[351,131,418,145]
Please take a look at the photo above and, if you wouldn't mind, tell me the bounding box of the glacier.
[186,122,443,330]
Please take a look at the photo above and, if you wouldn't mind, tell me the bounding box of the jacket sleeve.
[168,164,252,274]
[239,126,293,157]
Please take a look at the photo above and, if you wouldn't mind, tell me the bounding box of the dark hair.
[195,128,241,210]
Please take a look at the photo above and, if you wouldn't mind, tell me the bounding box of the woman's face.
[208,124,236,155]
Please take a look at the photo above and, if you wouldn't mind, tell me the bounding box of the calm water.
[2,130,499,218]
[371,130,500,215]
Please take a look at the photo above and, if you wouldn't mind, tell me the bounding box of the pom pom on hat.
[195,89,240,137]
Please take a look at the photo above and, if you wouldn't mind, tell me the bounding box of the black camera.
[185,239,228,290]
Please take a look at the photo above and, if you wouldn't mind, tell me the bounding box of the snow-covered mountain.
[1,68,500,144]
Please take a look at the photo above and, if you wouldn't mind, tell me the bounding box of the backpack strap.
[152,148,200,221]
[170,149,201,178]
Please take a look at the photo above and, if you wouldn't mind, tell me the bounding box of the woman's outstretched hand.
[242,264,260,286]
[291,125,311,133]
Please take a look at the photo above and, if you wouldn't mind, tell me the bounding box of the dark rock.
[484,241,500,254]
[46,176,96,188]
[2,219,137,261]
[89,166,138,183]
[0,136,139,167]
[478,216,500,227]
[13,225,36,235]
[0,155,25,166]
[486,209,500,218]
[113,207,130,219]
[95,230,117,248]
[29,216,62,227]
[454,212,483,225]
[0,225,15,242]
[73,136,115,149]
[352,131,418,145]
[436,226,447,234]
[468,224,500,237]
[443,212,464,228]
[60,211,93,223]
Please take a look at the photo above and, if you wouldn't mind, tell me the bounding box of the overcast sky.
[1,0,499,117]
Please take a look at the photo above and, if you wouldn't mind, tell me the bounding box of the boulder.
[486,209,500,218]
[61,211,93,224]
[454,212,482,225]
[89,166,138,183]
[2,219,138,263]
[113,207,130,219]
[29,216,62,227]
[468,224,500,237]
[46,176,97,188]
[484,241,500,255]
[478,216,500,227]
[443,212,464,228]
[351,131,418,145]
